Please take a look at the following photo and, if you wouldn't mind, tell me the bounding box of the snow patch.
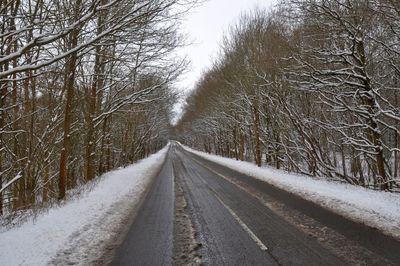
[0,145,169,266]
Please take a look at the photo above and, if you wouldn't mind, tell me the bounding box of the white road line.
[190,157,269,252]
[213,191,269,252]
[193,158,248,192]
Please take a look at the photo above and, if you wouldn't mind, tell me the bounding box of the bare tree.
[0,0,195,216]
[174,2,400,191]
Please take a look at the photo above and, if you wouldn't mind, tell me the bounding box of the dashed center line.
[190,158,270,253]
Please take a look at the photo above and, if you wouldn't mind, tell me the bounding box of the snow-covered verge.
[183,145,400,239]
[0,145,169,266]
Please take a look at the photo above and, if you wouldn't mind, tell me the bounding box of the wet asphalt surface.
[111,155,175,266]
[111,143,400,265]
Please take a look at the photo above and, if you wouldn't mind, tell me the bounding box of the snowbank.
[184,146,400,239]
[0,145,169,266]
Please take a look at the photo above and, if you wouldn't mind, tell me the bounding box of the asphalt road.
[111,155,175,266]
[111,143,400,265]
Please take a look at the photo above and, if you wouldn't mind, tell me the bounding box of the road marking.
[192,157,248,192]
[187,154,281,215]
[189,155,264,202]
[188,156,269,252]
[213,190,269,251]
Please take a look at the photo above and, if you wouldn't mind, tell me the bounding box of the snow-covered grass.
[0,145,169,266]
[183,145,400,240]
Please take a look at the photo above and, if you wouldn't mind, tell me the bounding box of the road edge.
[91,145,171,266]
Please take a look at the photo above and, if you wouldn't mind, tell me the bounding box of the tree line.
[174,0,400,191]
[0,0,195,216]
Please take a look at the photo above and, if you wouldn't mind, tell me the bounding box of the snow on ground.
[0,145,169,266]
[183,145,400,239]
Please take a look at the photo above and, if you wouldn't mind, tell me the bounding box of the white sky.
[172,0,277,122]
[177,0,277,93]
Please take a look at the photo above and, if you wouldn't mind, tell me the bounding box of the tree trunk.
[84,74,98,182]
[85,3,106,182]
[0,78,6,215]
[59,59,76,199]
[275,133,281,169]
[11,71,19,210]
[253,105,262,167]
[357,40,387,190]
[395,132,399,178]
[394,94,399,178]
[239,131,244,161]
[58,3,81,199]
[98,117,108,174]
[28,71,36,205]
[233,127,238,160]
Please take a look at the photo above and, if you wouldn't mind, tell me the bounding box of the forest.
[0,0,195,216]
[174,0,400,191]
[0,0,399,218]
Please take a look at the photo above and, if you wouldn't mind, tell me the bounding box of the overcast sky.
[177,0,277,92]
[172,0,277,121]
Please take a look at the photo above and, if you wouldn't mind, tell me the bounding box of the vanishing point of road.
[111,142,400,266]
